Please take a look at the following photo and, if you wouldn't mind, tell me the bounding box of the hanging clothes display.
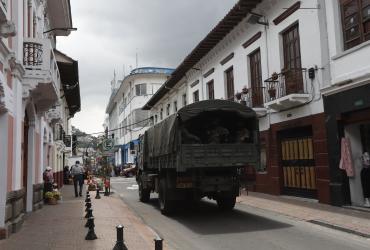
[339,138,355,177]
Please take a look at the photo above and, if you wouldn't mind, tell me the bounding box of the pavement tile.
[0,184,157,250]
[238,190,370,237]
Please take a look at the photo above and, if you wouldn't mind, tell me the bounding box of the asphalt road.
[111,177,370,250]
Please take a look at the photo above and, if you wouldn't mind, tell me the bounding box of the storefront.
[255,113,331,204]
[324,83,370,207]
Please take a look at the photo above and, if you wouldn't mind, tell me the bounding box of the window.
[135,83,147,96]
[173,101,178,112]
[207,80,214,100]
[225,67,234,100]
[259,146,267,172]
[340,0,370,50]
[154,115,158,124]
[160,108,163,120]
[193,90,199,102]
[249,49,263,107]
[166,104,171,116]
[182,93,187,106]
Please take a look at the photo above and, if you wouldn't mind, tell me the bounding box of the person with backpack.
[70,161,85,197]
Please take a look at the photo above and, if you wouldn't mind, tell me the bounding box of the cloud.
[57,0,237,134]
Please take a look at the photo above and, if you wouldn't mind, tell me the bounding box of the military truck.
[136,100,260,214]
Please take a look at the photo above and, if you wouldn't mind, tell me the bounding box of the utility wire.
[81,117,152,136]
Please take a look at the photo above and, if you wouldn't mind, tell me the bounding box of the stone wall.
[2,189,26,239]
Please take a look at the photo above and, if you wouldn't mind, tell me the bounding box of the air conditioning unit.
[130,150,136,155]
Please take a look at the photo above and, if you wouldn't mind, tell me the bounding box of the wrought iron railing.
[264,68,308,103]
[1,0,7,11]
[242,87,266,108]
[23,42,43,67]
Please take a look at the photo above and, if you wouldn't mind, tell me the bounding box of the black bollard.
[113,225,128,250]
[85,202,92,211]
[154,237,163,250]
[85,208,93,219]
[95,187,101,199]
[85,216,95,228]
[85,221,97,240]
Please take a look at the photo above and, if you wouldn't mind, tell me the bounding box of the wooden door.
[249,49,263,107]
[281,136,317,198]
[283,24,303,95]
[225,67,234,100]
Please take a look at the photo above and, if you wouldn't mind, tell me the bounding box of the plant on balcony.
[271,72,279,81]
[235,92,242,100]
[242,86,249,94]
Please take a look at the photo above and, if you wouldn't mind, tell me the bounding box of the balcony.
[46,105,62,123]
[240,87,267,117]
[0,0,7,22]
[263,69,310,111]
[23,38,61,112]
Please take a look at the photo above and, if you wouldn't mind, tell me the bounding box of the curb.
[307,220,370,238]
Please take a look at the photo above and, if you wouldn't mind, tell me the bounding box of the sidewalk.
[0,185,160,250]
[238,190,370,238]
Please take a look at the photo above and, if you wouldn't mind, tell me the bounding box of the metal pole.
[154,237,163,250]
[113,225,128,250]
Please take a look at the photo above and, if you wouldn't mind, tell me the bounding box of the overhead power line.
[82,117,152,136]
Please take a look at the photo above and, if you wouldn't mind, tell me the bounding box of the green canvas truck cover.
[145,100,257,159]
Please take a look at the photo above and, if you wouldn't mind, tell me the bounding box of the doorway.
[22,111,29,211]
[279,127,317,198]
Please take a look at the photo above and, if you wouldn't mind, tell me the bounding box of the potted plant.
[88,182,96,191]
[52,190,61,201]
[45,191,57,205]
[235,92,242,100]
[271,72,278,81]
[242,86,249,94]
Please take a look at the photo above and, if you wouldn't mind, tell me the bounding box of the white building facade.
[0,0,80,239]
[322,0,370,207]
[143,0,368,206]
[106,67,173,167]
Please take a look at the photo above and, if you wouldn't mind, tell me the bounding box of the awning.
[55,49,81,117]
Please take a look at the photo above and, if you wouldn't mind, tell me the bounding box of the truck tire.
[216,196,236,211]
[138,180,150,202]
[159,179,174,215]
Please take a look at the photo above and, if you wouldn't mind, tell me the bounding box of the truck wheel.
[217,196,236,211]
[159,180,174,215]
[139,180,150,202]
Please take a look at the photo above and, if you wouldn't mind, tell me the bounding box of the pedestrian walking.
[70,161,85,197]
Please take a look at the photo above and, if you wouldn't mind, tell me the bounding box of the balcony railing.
[23,38,61,96]
[264,68,308,103]
[23,41,43,67]
[240,87,266,108]
[0,0,8,22]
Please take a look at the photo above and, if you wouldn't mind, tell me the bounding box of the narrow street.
[111,177,370,250]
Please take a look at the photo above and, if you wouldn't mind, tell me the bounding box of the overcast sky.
[57,0,237,134]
